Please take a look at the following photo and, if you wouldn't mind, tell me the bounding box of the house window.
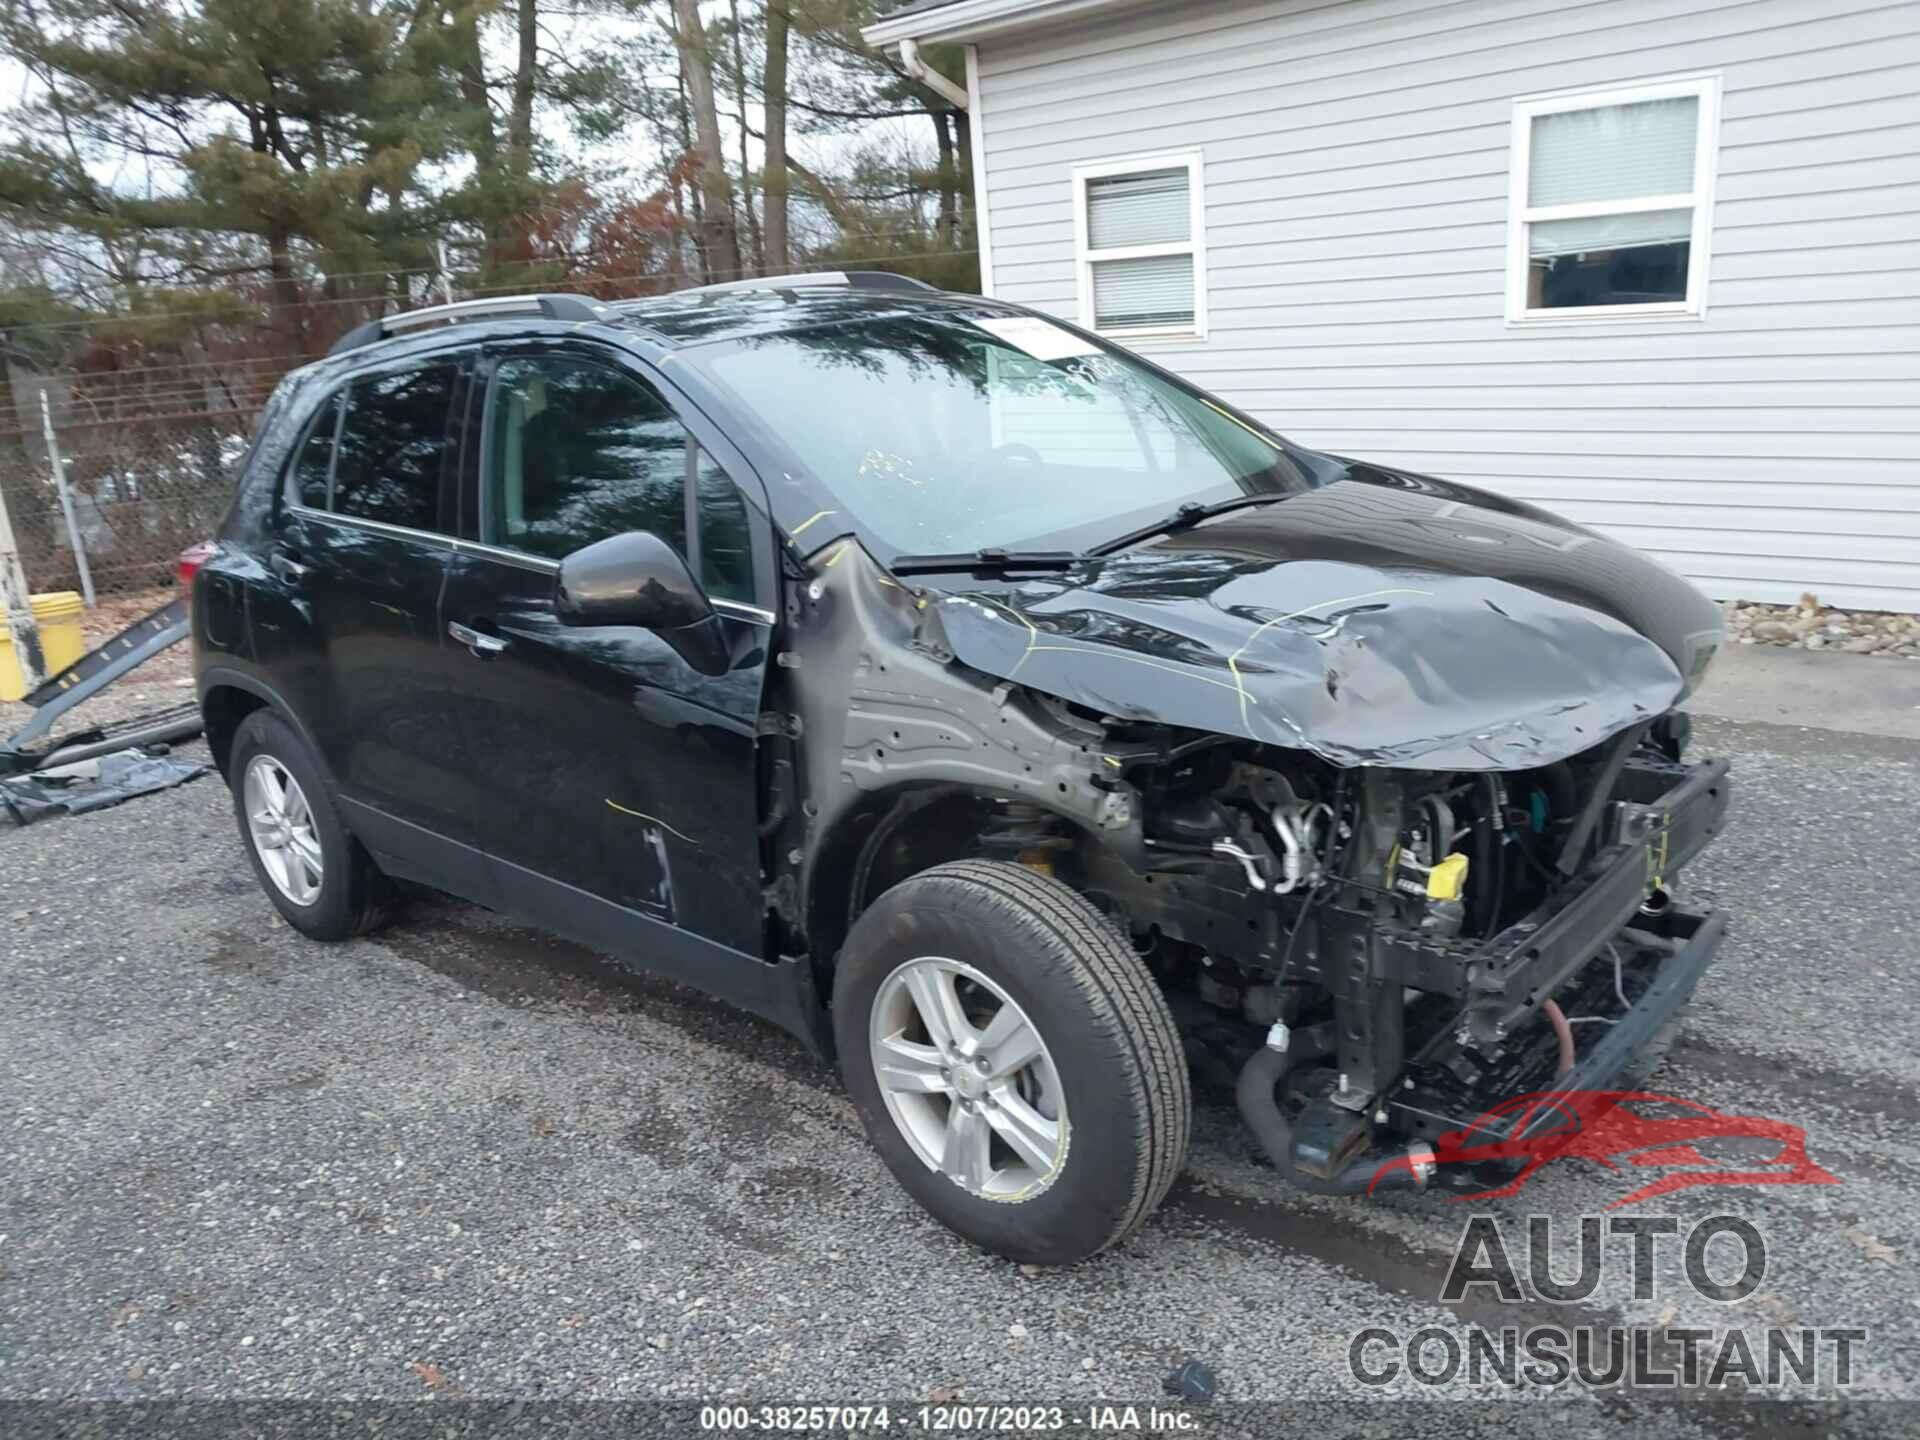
[1507,74,1720,322]
[1073,152,1206,337]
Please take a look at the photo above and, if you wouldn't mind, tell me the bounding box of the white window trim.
[1505,72,1722,326]
[1071,149,1207,341]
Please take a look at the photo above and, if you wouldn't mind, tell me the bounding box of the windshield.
[688,308,1304,555]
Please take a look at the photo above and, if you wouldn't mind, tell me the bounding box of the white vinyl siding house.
[871,0,1920,612]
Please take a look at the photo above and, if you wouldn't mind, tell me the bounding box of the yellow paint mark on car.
[790,508,837,538]
[1225,587,1432,731]
[605,798,699,846]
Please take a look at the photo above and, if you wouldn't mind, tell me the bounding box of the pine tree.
[0,1,570,349]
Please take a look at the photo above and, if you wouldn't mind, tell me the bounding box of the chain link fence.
[1,403,256,599]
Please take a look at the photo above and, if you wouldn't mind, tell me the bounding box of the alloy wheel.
[244,754,323,907]
[868,956,1069,1202]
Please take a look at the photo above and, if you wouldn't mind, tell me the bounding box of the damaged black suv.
[192,273,1729,1264]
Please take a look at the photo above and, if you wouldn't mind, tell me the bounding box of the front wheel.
[833,860,1191,1265]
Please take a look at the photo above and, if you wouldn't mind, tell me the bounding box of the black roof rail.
[667,269,940,298]
[327,293,615,356]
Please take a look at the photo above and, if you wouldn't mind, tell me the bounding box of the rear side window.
[329,362,459,531]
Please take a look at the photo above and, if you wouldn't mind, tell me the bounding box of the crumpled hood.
[928,467,1724,770]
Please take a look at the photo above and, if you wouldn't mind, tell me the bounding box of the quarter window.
[694,462,754,607]
[330,362,460,530]
[288,393,341,510]
[1073,152,1206,337]
[1507,75,1720,321]
[482,355,755,604]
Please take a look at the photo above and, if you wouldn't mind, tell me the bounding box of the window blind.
[1086,168,1191,249]
[1526,96,1699,260]
[1092,254,1196,329]
[1529,96,1699,208]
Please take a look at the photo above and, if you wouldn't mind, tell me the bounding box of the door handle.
[269,548,309,584]
[448,619,508,657]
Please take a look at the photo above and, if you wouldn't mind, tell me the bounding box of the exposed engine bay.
[1071,714,1722,1192]
[771,540,1729,1199]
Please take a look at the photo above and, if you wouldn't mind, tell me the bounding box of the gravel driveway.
[2,712,1916,1434]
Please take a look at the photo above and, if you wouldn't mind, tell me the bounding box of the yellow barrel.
[0,590,87,702]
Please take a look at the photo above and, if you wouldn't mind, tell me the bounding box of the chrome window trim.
[288,505,455,550]
[712,598,777,625]
[454,538,558,573]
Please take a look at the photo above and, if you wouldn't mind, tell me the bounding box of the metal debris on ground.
[0,746,210,827]
[1162,1358,1218,1402]
[1,596,200,778]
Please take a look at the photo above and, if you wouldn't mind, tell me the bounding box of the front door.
[267,350,488,890]
[440,343,774,956]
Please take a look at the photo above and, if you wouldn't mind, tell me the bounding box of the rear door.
[440,342,774,954]
[270,349,488,888]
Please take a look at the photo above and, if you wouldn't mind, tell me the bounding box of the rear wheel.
[229,709,386,941]
[834,860,1190,1265]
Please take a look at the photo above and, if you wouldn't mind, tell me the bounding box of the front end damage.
[1077,714,1728,1197]
[768,534,1729,1200]
[1225,749,1727,1193]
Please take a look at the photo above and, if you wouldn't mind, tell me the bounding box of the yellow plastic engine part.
[1425,852,1470,903]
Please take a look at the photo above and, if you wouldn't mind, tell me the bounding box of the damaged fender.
[779,541,1143,934]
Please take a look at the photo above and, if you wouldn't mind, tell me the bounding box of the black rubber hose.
[1235,1026,1434,1196]
[1477,774,1507,940]
[1468,780,1496,937]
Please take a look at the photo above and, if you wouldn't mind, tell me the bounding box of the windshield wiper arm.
[888,548,1081,576]
[1086,493,1288,558]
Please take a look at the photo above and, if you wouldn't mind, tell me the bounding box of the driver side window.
[482,354,754,603]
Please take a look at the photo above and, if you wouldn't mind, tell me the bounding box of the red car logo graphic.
[1373,1090,1839,1208]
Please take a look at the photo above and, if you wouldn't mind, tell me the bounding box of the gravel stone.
[1724,595,1920,657]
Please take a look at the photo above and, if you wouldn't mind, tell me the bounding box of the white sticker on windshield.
[974,316,1101,362]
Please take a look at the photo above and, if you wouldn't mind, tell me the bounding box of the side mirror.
[554,530,729,675]
[555,530,713,631]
